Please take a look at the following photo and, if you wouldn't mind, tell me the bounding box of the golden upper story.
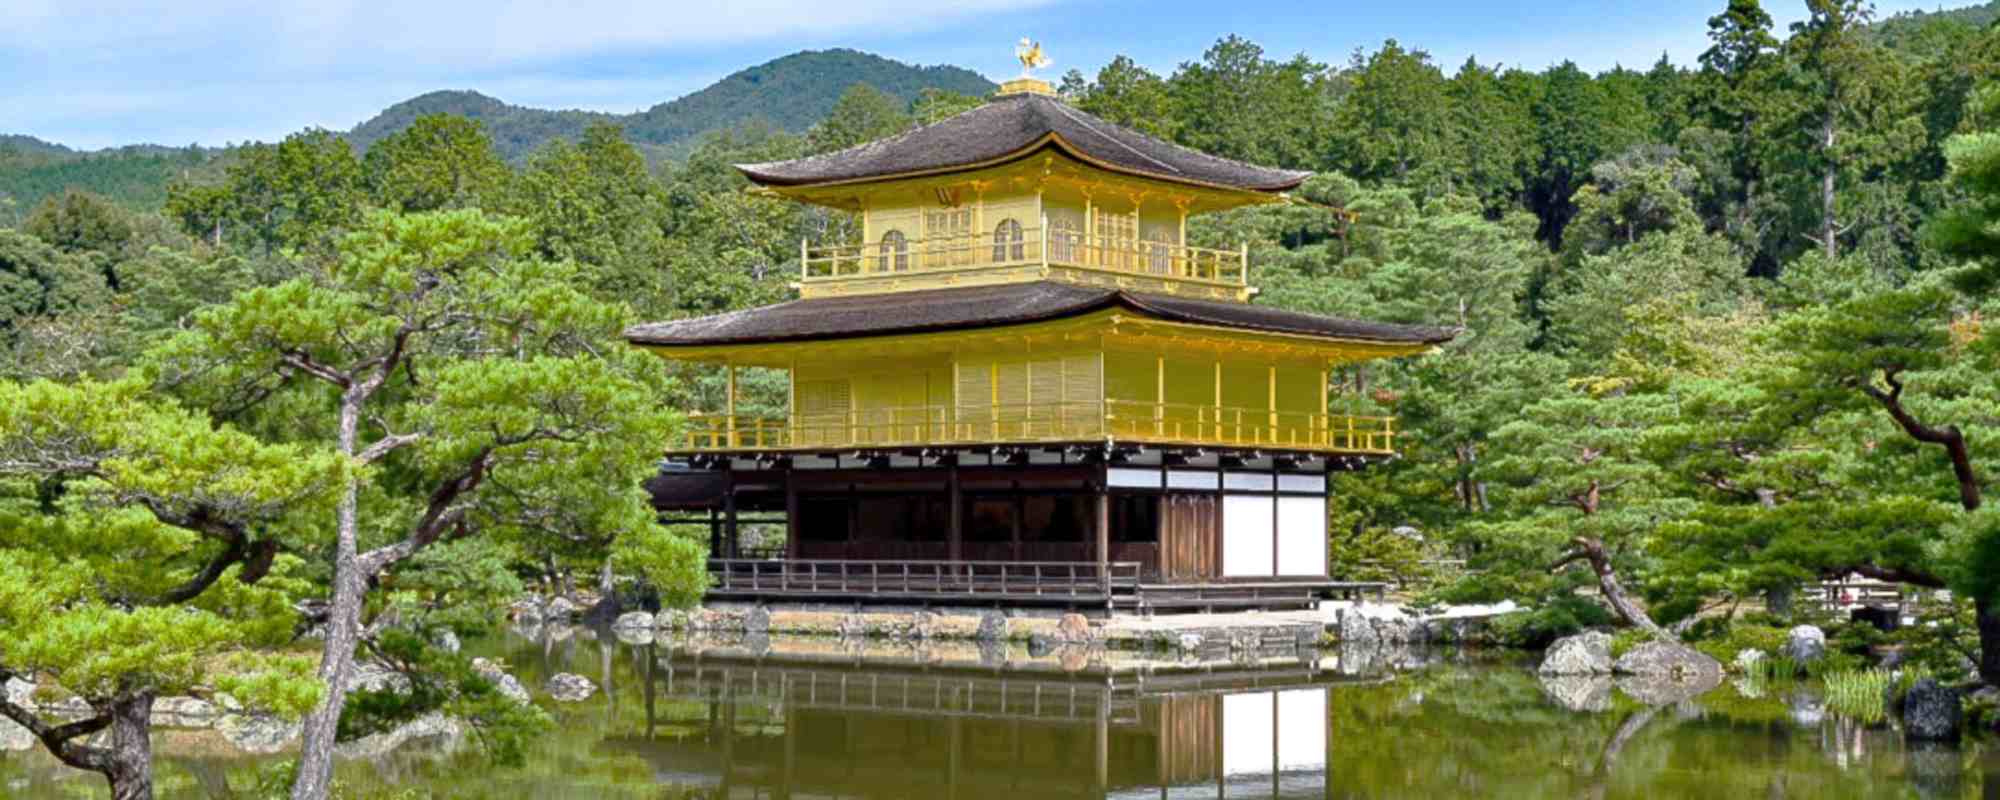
[736,76,1308,303]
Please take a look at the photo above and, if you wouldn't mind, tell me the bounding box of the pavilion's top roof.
[734,91,1311,193]
[623,281,1454,348]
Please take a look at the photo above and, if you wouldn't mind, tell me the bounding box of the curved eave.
[736,133,1307,199]
[625,301,1451,367]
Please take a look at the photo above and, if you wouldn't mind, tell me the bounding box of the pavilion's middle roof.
[623,281,1455,349]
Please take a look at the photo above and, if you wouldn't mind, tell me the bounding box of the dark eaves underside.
[623,281,1455,348]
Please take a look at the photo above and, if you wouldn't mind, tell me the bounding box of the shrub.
[1489,595,1615,648]
[1692,623,1789,669]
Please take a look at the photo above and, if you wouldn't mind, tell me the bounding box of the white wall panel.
[1107,468,1162,488]
[1222,495,1274,577]
[1276,496,1328,576]
[1166,470,1218,490]
[1276,689,1327,771]
[1221,692,1275,776]
[1277,474,1326,493]
[1223,472,1274,491]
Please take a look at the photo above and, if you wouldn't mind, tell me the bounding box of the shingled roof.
[624,282,1455,348]
[736,92,1311,192]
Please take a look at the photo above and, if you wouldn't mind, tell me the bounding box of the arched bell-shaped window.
[878,230,909,272]
[991,218,1025,262]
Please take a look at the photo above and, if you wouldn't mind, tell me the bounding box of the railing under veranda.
[676,401,1396,454]
[800,227,1248,288]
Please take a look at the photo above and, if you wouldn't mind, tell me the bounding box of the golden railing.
[678,401,1395,454]
[801,227,1247,287]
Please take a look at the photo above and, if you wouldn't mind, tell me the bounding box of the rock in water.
[151,696,220,728]
[0,710,31,751]
[1903,678,1963,742]
[1056,613,1091,643]
[216,713,301,754]
[1614,641,1724,683]
[346,661,412,695]
[432,629,461,654]
[976,610,1010,642]
[613,610,654,631]
[1782,625,1826,664]
[1539,675,1613,713]
[471,658,531,705]
[744,605,772,634]
[1337,608,1381,650]
[336,711,464,760]
[544,596,580,621]
[545,673,597,702]
[1539,631,1613,675]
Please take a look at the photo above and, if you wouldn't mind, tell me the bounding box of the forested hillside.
[0,49,992,213]
[3,2,2000,794]
[346,49,994,160]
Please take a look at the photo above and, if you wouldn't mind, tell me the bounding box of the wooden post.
[725,365,739,448]
[1268,364,1278,444]
[1011,482,1024,562]
[722,469,739,559]
[1155,353,1165,437]
[947,459,963,564]
[784,467,801,561]
[707,508,720,558]
[1096,477,1111,599]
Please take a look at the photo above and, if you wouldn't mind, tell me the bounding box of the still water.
[2,628,1996,798]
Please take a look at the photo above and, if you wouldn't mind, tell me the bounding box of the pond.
[2,629,1995,798]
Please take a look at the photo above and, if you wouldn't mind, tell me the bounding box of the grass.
[1822,669,1890,723]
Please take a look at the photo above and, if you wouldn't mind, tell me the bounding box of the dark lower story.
[648,447,1374,612]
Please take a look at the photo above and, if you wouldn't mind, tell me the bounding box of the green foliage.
[23,188,135,255]
[0,379,339,711]
[1483,596,1615,649]
[804,84,911,155]
[0,228,112,334]
[362,114,511,213]
[1821,668,1890,721]
[337,627,551,765]
[1689,622,1789,667]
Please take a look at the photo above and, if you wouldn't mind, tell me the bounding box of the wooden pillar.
[1011,481,1024,562]
[723,469,739,559]
[1096,475,1112,599]
[784,467,801,560]
[726,365,738,448]
[948,459,963,564]
[708,507,720,558]
[1155,353,1166,437]
[1267,365,1278,444]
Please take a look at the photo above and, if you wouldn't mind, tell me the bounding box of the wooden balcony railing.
[801,226,1247,289]
[709,558,1143,600]
[676,401,1396,454]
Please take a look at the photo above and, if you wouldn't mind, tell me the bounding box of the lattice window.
[1094,208,1137,268]
[924,207,972,267]
[991,218,1025,263]
[878,230,908,272]
[1049,217,1081,263]
[1145,228,1175,275]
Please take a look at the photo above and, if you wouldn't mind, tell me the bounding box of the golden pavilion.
[625,56,1452,612]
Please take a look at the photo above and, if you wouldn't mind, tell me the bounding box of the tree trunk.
[1554,536,1673,642]
[104,693,155,800]
[1979,596,2000,687]
[292,395,367,800]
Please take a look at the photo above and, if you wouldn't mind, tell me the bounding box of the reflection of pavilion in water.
[606,648,1365,799]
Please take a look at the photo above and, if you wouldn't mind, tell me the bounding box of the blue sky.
[0,0,1946,150]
